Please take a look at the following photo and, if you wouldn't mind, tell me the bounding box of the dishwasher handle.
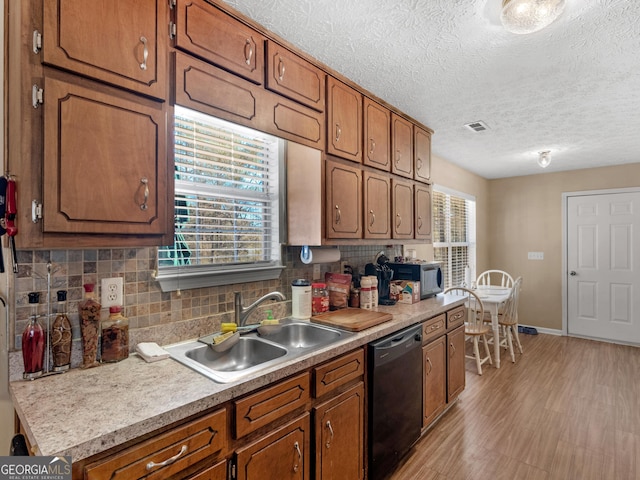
[370,325,422,366]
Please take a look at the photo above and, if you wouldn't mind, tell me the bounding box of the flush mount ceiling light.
[501,0,566,34]
[538,150,551,168]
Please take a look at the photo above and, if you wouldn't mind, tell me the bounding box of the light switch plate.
[527,252,544,260]
[101,277,124,307]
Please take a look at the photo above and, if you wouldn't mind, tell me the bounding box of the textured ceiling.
[221,0,640,179]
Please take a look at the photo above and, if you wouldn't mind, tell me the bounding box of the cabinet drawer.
[422,314,446,344]
[234,372,310,438]
[447,305,466,330]
[314,348,365,398]
[188,458,227,480]
[85,408,227,480]
[174,0,264,84]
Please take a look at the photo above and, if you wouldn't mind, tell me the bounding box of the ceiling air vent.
[464,121,490,132]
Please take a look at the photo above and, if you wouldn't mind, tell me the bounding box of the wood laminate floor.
[389,333,640,480]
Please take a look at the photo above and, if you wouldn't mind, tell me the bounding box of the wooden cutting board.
[311,308,393,331]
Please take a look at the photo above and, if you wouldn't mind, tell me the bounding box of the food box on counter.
[390,280,420,304]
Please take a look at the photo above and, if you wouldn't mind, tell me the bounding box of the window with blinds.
[433,187,476,288]
[156,106,284,291]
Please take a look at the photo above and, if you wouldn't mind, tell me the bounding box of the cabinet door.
[43,72,168,235]
[363,98,390,171]
[447,325,466,402]
[326,77,362,163]
[314,383,365,480]
[174,0,264,85]
[423,337,446,428]
[414,126,432,183]
[235,414,310,480]
[43,0,167,100]
[391,179,414,239]
[326,160,362,239]
[391,113,413,178]
[363,172,391,239]
[415,183,432,241]
[266,40,325,111]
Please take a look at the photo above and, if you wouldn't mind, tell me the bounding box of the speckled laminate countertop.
[10,294,464,462]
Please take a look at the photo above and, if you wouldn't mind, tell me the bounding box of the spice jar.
[311,283,329,315]
[101,306,129,363]
[349,287,360,308]
[79,283,101,368]
[22,292,45,380]
[51,290,72,372]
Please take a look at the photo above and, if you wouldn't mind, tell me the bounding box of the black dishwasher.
[368,323,423,480]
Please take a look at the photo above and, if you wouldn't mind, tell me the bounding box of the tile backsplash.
[11,245,400,373]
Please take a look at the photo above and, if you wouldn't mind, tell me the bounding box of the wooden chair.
[476,269,514,289]
[498,276,523,362]
[444,287,492,375]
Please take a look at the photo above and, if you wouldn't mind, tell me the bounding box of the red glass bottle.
[22,292,45,380]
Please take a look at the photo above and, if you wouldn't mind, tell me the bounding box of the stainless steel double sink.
[164,320,354,383]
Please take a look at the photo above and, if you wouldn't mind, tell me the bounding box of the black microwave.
[388,262,444,299]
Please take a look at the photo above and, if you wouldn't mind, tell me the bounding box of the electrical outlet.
[101,277,124,308]
[313,264,321,280]
[340,261,348,273]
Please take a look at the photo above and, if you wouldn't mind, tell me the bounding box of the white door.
[567,191,640,344]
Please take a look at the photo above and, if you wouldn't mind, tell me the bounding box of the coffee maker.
[365,254,396,305]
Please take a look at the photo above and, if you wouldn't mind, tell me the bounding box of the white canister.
[291,279,312,319]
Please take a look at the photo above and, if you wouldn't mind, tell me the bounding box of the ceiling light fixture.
[500,0,566,34]
[538,150,551,168]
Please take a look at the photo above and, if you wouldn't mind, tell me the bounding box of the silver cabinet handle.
[369,209,375,227]
[396,213,402,228]
[293,441,302,473]
[335,124,342,142]
[418,215,423,230]
[325,420,334,448]
[395,151,401,166]
[450,342,456,356]
[417,158,423,171]
[426,357,433,375]
[278,57,285,81]
[146,445,187,471]
[369,138,376,156]
[140,177,149,211]
[244,39,253,66]
[139,36,148,71]
[335,205,341,225]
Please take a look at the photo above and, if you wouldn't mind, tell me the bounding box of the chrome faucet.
[234,291,286,326]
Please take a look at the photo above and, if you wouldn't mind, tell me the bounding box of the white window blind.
[156,106,283,290]
[433,187,476,288]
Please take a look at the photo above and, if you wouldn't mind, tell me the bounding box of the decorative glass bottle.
[51,290,72,371]
[78,283,101,368]
[22,292,45,380]
[101,306,129,363]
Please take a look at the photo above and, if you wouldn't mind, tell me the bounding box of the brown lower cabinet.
[447,324,466,402]
[314,383,365,480]
[422,335,446,427]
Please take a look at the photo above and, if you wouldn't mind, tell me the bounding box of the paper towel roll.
[300,247,341,264]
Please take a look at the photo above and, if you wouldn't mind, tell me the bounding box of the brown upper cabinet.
[42,0,168,100]
[266,41,326,112]
[392,178,414,239]
[363,98,391,171]
[391,113,414,178]
[363,172,391,239]
[42,71,169,236]
[326,77,363,163]
[414,126,432,183]
[415,183,433,242]
[326,160,363,239]
[173,0,265,85]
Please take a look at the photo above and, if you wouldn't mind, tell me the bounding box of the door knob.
[569,271,577,276]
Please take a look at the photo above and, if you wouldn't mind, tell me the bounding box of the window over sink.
[432,186,476,288]
[156,106,285,291]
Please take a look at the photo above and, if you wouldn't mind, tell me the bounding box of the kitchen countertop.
[10,294,464,462]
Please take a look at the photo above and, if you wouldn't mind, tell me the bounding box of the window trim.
[156,109,287,292]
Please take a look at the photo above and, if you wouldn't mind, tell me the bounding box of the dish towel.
[136,342,170,363]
